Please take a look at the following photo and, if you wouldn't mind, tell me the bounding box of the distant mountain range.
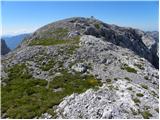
[2,33,31,50]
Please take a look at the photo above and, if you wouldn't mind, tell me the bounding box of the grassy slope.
[1,64,102,118]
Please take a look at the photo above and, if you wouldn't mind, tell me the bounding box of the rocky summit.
[1,17,159,119]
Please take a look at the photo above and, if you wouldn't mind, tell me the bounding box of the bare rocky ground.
[1,17,159,119]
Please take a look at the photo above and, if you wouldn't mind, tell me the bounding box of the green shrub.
[141,111,152,119]
[94,23,100,29]
[125,67,137,73]
[127,87,132,91]
[150,90,158,98]
[141,84,148,89]
[133,97,141,103]
[121,64,137,73]
[144,76,149,80]
[124,77,132,81]
[136,93,144,97]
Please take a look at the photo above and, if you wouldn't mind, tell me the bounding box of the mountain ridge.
[21,17,159,69]
[1,17,159,119]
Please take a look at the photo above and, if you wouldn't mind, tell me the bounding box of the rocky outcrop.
[56,80,158,119]
[71,63,88,73]
[141,31,159,66]
[1,39,11,55]
[55,35,159,119]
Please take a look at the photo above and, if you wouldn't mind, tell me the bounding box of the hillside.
[1,39,11,55]
[1,17,159,119]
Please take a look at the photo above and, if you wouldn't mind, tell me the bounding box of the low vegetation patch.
[65,44,79,55]
[1,64,102,119]
[29,31,80,46]
[141,111,152,119]
[124,77,132,81]
[94,23,100,29]
[30,39,68,46]
[50,28,69,37]
[41,28,69,39]
[40,59,55,71]
[144,76,149,80]
[133,97,141,103]
[121,64,137,73]
[136,93,144,97]
[141,84,148,89]
[49,69,102,95]
[127,87,132,91]
[150,90,158,98]
[29,37,79,46]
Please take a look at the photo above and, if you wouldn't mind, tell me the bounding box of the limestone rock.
[71,63,87,73]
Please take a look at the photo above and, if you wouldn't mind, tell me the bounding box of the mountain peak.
[20,17,158,69]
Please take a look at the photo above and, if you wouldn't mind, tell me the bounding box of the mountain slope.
[1,39,11,55]
[1,17,159,119]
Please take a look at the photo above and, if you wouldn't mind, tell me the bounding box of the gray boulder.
[71,63,87,73]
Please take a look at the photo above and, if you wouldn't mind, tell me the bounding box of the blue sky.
[1,1,159,36]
